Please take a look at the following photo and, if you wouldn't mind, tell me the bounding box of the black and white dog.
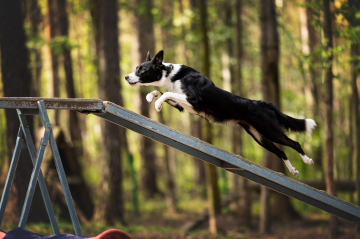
[125,50,317,177]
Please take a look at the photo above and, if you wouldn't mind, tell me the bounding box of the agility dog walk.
[0,97,359,231]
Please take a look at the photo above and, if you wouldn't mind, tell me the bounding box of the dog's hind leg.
[269,133,314,165]
[241,125,299,177]
[260,137,299,177]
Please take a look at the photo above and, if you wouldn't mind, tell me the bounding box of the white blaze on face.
[126,72,140,85]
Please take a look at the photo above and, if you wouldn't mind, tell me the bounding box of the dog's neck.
[149,63,183,93]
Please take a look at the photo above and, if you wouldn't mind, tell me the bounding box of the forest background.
[0,0,360,238]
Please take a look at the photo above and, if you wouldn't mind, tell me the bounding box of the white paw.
[146,91,161,103]
[291,168,299,177]
[146,93,154,103]
[300,154,314,165]
[284,159,299,177]
[155,99,163,112]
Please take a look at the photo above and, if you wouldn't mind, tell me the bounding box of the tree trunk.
[322,0,338,237]
[46,0,60,125]
[28,0,42,98]
[199,0,221,234]
[93,0,125,224]
[27,0,43,132]
[0,0,48,222]
[233,0,252,227]
[346,0,360,232]
[161,0,175,60]
[135,0,159,199]
[191,116,205,190]
[158,111,177,212]
[187,0,205,192]
[57,0,84,160]
[259,1,277,233]
[259,0,299,232]
[159,0,177,211]
[351,38,360,235]
[300,0,323,171]
[203,121,222,235]
[348,89,354,203]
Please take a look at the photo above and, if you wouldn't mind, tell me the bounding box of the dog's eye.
[141,69,145,72]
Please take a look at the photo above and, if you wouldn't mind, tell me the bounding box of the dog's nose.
[125,75,129,81]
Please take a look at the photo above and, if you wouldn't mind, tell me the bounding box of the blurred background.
[0,0,360,238]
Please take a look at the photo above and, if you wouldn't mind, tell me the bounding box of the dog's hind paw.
[288,167,299,177]
[300,154,314,165]
[284,159,299,177]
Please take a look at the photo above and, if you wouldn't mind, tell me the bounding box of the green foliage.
[24,22,45,50]
[49,36,78,55]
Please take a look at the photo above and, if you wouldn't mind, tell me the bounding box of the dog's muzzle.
[125,73,139,86]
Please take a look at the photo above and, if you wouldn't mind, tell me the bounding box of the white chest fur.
[146,63,198,115]
[151,63,184,94]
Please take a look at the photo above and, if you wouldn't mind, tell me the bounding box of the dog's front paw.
[155,99,163,112]
[146,93,154,103]
[146,91,161,103]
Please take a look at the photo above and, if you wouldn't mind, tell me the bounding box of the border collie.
[125,50,317,177]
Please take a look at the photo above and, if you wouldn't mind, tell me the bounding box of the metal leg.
[17,111,60,234]
[49,132,82,236]
[38,101,83,236]
[0,128,24,226]
[18,125,51,228]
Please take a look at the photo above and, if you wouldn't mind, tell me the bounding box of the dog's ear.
[146,51,151,61]
[151,50,163,68]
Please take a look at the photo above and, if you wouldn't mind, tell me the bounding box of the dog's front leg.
[146,91,184,112]
[154,92,191,112]
[154,93,167,112]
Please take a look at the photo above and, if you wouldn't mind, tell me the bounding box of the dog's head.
[125,50,165,86]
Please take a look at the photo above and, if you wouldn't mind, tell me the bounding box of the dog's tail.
[281,115,317,133]
[266,102,317,133]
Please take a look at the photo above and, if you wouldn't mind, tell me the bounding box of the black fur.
[175,65,308,161]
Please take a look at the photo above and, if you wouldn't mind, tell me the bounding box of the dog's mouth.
[128,82,138,86]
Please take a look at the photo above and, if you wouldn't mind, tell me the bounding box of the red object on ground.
[0,228,132,239]
[93,229,132,239]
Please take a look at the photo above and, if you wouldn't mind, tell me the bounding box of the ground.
[2,199,359,238]
[2,211,360,238]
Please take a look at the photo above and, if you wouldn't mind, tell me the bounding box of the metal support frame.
[0,101,82,236]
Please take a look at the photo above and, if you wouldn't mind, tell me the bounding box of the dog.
[125,50,317,177]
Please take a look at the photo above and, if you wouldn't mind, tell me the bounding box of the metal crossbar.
[0,97,360,232]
